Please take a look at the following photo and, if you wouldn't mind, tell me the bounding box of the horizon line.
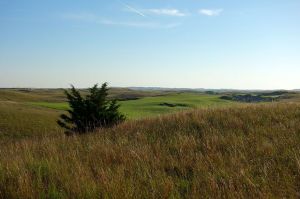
[0,86,299,92]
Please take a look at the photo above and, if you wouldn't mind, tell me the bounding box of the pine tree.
[57,83,125,134]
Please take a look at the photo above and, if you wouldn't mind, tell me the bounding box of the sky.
[0,0,299,89]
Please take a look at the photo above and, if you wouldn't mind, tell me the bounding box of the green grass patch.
[0,102,63,139]
[29,93,235,119]
[29,102,69,111]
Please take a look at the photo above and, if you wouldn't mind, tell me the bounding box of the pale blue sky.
[0,0,299,89]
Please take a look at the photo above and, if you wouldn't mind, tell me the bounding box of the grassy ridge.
[0,89,66,102]
[1,103,300,198]
[0,89,165,103]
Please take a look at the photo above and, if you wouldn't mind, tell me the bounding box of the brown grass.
[1,103,300,198]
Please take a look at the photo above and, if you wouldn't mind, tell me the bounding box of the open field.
[0,89,236,140]
[0,89,299,139]
[1,103,300,198]
[29,93,235,119]
[1,89,300,198]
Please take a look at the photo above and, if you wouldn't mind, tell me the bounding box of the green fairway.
[29,93,235,119]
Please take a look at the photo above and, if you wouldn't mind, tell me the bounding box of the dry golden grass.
[1,103,300,198]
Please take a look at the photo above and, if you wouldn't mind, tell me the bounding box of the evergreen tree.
[57,83,125,134]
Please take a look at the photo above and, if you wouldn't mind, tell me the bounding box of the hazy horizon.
[1,85,299,92]
[1,0,299,89]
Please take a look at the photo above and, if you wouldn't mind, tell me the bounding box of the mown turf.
[1,103,300,198]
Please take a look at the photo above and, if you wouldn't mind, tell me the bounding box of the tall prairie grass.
[1,103,300,198]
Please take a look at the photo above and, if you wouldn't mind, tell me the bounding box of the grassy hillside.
[0,88,165,103]
[0,90,236,140]
[0,101,62,140]
[1,103,300,198]
[28,93,234,119]
[0,89,66,102]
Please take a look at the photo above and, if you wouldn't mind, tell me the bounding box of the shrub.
[57,83,125,134]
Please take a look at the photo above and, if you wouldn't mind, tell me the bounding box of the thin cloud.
[146,9,187,17]
[119,1,146,17]
[61,13,180,29]
[99,19,181,29]
[100,19,154,27]
[199,9,223,16]
[124,4,146,17]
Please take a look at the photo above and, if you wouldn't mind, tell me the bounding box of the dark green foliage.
[57,83,125,134]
